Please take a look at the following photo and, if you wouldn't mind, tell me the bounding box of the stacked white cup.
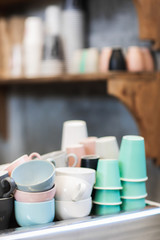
[23,17,43,77]
[62,1,85,73]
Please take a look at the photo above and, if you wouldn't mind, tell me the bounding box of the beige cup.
[66,144,86,167]
[96,136,119,159]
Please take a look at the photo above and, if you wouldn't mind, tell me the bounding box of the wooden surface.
[108,72,160,165]
[134,0,160,50]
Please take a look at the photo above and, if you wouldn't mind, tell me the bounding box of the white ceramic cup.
[56,167,96,186]
[61,120,88,151]
[55,197,92,220]
[96,136,119,159]
[55,175,93,201]
[40,150,78,168]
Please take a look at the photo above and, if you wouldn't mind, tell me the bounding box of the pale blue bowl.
[15,199,55,227]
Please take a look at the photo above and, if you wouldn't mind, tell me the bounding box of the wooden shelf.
[0,72,157,85]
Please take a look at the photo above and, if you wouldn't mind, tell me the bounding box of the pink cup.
[14,185,56,203]
[99,47,112,73]
[80,137,97,155]
[5,152,41,176]
[66,144,86,167]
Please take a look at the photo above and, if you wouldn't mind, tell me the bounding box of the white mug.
[55,176,93,201]
[40,151,78,167]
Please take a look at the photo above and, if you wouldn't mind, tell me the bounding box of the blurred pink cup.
[99,47,112,73]
[126,46,144,72]
[14,185,56,203]
[66,144,86,167]
[5,152,41,176]
[80,137,97,155]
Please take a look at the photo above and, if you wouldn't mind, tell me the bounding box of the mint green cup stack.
[93,159,122,215]
[118,135,148,211]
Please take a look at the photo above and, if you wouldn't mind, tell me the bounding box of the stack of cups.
[62,0,85,73]
[55,167,95,220]
[11,160,56,227]
[119,135,148,211]
[23,17,43,77]
[93,159,122,215]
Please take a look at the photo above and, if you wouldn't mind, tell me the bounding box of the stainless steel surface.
[0,200,160,240]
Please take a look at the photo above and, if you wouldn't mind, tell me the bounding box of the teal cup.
[121,181,147,197]
[11,160,55,192]
[94,159,122,189]
[15,199,55,227]
[118,135,147,180]
[93,203,121,216]
[121,197,146,211]
[93,189,121,204]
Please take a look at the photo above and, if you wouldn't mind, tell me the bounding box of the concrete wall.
[0,0,159,202]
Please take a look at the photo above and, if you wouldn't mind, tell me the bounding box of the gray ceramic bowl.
[11,160,55,192]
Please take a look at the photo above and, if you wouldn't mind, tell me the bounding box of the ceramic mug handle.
[1,177,17,198]
[46,158,56,167]
[29,152,41,160]
[66,153,78,167]
[72,182,87,201]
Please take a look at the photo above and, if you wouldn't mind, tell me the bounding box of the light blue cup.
[93,189,121,204]
[121,198,146,211]
[121,181,147,197]
[15,199,55,227]
[11,160,55,192]
[93,203,121,216]
[94,159,122,189]
[118,136,147,180]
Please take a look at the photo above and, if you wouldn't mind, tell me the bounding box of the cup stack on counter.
[118,136,147,211]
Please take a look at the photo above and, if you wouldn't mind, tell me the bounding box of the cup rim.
[94,186,122,190]
[64,120,86,127]
[96,136,117,143]
[123,135,144,141]
[56,167,95,175]
[15,198,55,205]
[81,155,100,160]
[121,194,148,200]
[93,200,122,206]
[15,184,56,196]
[120,177,148,182]
[11,160,55,188]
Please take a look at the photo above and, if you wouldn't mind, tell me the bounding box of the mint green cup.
[94,159,122,189]
[118,136,147,180]
[121,181,147,197]
[93,189,121,204]
[93,203,121,216]
[121,198,146,211]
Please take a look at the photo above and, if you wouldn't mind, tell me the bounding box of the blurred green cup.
[119,136,147,180]
[94,159,122,189]
[93,203,121,216]
[121,181,147,197]
[93,189,121,204]
[121,197,146,211]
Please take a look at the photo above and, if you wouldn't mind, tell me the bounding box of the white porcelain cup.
[96,136,119,159]
[55,197,92,220]
[61,120,88,151]
[40,150,78,168]
[56,167,96,186]
[55,176,93,201]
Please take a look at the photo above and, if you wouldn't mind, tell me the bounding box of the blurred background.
[0,0,159,202]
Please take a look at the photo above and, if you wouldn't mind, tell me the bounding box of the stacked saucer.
[119,136,148,211]
[93,159,122,215]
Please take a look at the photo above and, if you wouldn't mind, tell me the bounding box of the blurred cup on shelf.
[66,144,86,167]
[71,49,83,74]
[55,197,92,220]
[96,136,119,159]
[120,181,147,198]
[80,137,97,155]
[141,47,154,72]
[93,189,121,204]
[55,175,92,201]
[85,48,99,73]
[61,120,88,151]
[81,155,99,170]
[92,202,121,216]
[118,135,147,180]
[121,197,146,211]
[109,48,126,71]
[126,46,144,72]
[23,17,43,77]
[94,159,122,189]
[99,47,112,72]
[45,5,61,36]
[40,150,78,167]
